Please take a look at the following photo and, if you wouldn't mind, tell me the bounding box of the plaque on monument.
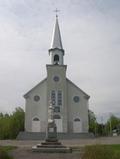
[49,128,54,132]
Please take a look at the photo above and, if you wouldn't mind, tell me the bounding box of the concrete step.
[32,146,72,153]
[41,142,62,145]
[37,145,66,148]
[17,131,94,140]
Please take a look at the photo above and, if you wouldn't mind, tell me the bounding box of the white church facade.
[24,17,90,134]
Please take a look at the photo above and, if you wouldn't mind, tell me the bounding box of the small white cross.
[54,8,60,18]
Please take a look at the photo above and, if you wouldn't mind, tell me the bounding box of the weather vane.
[54,8,60,18]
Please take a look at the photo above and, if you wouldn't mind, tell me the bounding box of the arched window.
[74,118,80,122]
[33,117,40,121]
[54,55,59,64]
[53,114,61,119]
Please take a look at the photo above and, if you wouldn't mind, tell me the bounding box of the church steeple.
[49,16,64,65]
[50,16,63,50]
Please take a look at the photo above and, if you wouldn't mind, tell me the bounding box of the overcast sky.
[0,0,120,122]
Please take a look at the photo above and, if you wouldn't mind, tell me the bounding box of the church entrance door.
[53,114,63,132]
[32,117,41,132]
[73,118,82,133]
[55,119,63,132]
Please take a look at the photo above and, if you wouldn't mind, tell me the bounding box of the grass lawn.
[0,146,17,159]
[0,144,120,159]
[81,144,120,159]
[0,146,17,151]
[108,144,120,155]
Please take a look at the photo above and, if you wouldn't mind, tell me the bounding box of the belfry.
[49,16,64,65]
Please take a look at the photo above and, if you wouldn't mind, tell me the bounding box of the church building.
[24,16,90,134]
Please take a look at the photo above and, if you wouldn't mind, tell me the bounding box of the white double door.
[54,119,63,132]
[32,120,41,132]
[32,118,63,132]
[73,121,82,133]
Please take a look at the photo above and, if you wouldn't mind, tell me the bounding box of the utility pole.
[109,113,112,136]
[110,118,112,136]
[101,116,103,136]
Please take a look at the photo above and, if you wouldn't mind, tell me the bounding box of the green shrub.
[81,145,119,159]
[0,147,13,159]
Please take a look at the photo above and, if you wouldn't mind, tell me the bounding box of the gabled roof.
[24,77,90,99]
[66,78,90,99]
[24,78,47,98]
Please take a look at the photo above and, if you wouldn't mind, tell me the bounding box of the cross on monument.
[54,8,60,18]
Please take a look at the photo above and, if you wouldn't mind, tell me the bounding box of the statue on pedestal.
[46,100,57,141]
[32,100,72,153]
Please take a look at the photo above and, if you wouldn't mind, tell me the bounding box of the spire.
[49,15,64,65]
[50,16,63,50]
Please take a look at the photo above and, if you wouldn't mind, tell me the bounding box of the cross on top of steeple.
[54,8,60,18]
[49,12,64,65]
[50,12,63,50]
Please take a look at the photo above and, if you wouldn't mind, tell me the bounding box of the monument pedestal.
[32,120,71,153]
[32,137,72,153]
[32,138,71,153]
[46,121,57,140]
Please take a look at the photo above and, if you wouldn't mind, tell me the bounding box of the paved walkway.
[10,148,81,159]
[0,136,120,159]
[1,136,120,148]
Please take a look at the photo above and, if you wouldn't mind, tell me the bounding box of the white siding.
[25,80,47,132]
[67,79,89,133]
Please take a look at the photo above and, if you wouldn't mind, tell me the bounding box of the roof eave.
[23,78,47,99]
[66,78,90,99]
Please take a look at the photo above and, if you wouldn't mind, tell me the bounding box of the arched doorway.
[53,114,63,132]
[73,118,82,133]
[32,117,41,132]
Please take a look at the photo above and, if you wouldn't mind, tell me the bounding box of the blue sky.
[0,0,120,122]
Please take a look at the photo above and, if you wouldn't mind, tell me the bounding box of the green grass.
[105,144,120,157]
[0,146,17,151]
[0,146,16,159]
[81,144,120,159]
[108,144,120,153]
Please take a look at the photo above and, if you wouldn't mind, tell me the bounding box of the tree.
[0,113,3,118]
[0,107,25,139]
[10,107,25,138]
[106,114,120,135]
[88,110,97,135]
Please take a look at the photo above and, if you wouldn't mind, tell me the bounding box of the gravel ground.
[0,136,120,159]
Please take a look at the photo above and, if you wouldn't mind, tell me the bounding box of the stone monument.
[45,101,58,141]
[32,101,71,153]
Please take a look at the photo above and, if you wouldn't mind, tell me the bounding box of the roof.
[24,78,47,98]
[66,78,90,99]
[50,17,63,50]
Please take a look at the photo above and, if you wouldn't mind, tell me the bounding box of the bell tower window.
[54,55,59,64]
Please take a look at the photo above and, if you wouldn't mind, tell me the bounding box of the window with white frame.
[58,90,62,106]
[54,107,60,113]
[51,90,56,106]
[51,90,62,112]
